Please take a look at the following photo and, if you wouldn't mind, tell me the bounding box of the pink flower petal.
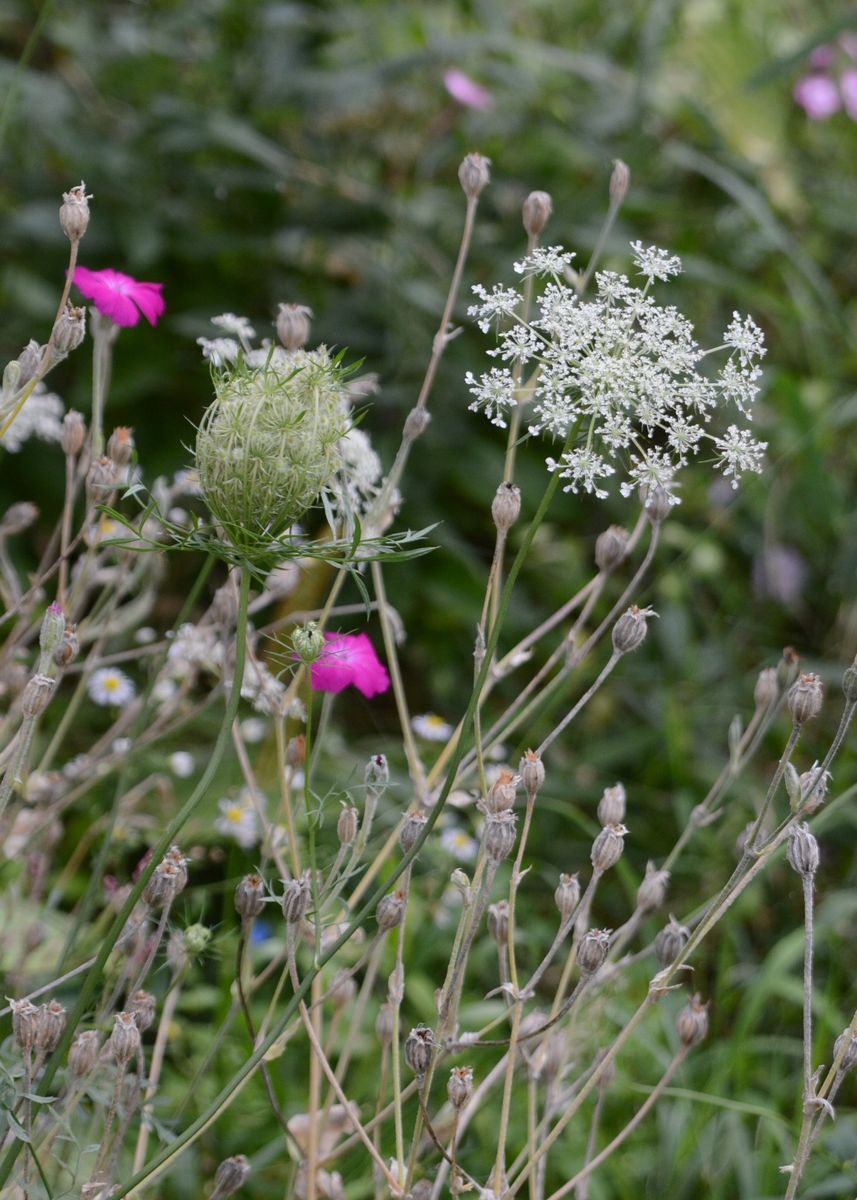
[72,265,165,328]
[841,67,857,120]
[793,73,841,120]
[310,632,390,698]
[443,68,494,112]
[130,281,166,325]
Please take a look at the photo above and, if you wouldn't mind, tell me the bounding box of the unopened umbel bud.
[10,999,39,1051]
[276,303,313,352]
[597,783,626,827]
[282,872,312,924]
[458,153,491,199]
[107,1011,141,1065]
[787,673,823,726]
[39,602,66,656]
[403,406,431,440]
[609,159,630,205]
[522,191,552,237]
[612,607,656,655]
[636,862,670,914]
[519,750,545,798]
[106,427,134,467]
[492,482,521,532]
[640,483,672,525]
[798,764,830,815]
[676,994,709,1047]
[786,823,819,878]
[595,525,628,573]
[35,999,66,1051]
[59,181,91,242]
[655,915,689,969]
[404,1025,435,1076]
[51,304,86,356]
[577,929,611,976]
[591,823,627,872]
[211,1154,252,1200]
[337,805,358,846]
[447,1065,474,1109]
[62,410,86,457]
[376,889,406,931]
[484,809,517,861]
[554,873,581,921]
[235,874,266,922]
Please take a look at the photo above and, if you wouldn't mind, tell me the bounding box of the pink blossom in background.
[840,33,857,60]
[808,43,836,69]
[793,73,841,119]
[840,67,857,119]
[73,266,165,327]
[311,632,390,698]
[443,68,494,112]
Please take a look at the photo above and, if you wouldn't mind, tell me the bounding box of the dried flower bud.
[51,304,86,356]
[485,768,518,814]
[485,809,517,862]
[127,990,157,1032]
[337,805,358,846]
[447,1065,474,1110]
[399,811,427,855]
[834,1027,857,1074]
[655,915,689,969]
[376,889,406,931]
[365,754,389,795]
[591,823,627,873]
[636,862,670,914]
[522,190,552,236]
[328,969,357,1011]
[10,999,39,1051]
[59,181,91,242]
[778,646,801,690]
[488,899,509,946]
[282,872,312,924]
[843,655,857,703]
[595,525,628,573]
[235,874,266,922]
[597,783,626,827]
[609,159,630,205]
[404,1024,435,1076]
[55,623,79,668]
[554,873,581,921]
[491,482,521,532]
[21,673,56,718]
[211,1154,251,1200]
[577,928,611,976]
[612,606,656,655]
[519,750,545,798]
[106,427,134,467]
[753,667,778,710]
[787,822,819,878]
[17,340,44,386]
[36,999,66,1051]
[0,501,38,536]
[86,455,119,505]
[68,1029,99,1076]
[451,868,470,898]
[108,1011,141,1065]
[677,994,709,1047]
[640,483,671,525]
[143,860,184,909]
[458,153,491,199]
[798,764,830,815]
[375,1002,395,1045]
[787,673,823,726]
[403,406,431,440]
[292,622,326,664]
[276,303,313,351]
[165,844,189,890]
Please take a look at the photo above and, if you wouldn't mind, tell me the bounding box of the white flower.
[465,367,517,428]
[630,241,682,282]
[723,312,766,366]
[152,677,178,704]
[112,738,131,754]
[0,384,64,453]
[197,337,240,367]
[211,312,256,341]
[215,793,260,849]
[88,667,135,707]
[169,751,195,778]
[547,448,615,500]
[135,627,157,645]
[712,425,768,487]
[241,658,285,714]
[468,284,522,331]
[333,428,383,518]
[440,827,479,863]
[240,717,268,744]
[411,713,454,741]
[514,246,576,278]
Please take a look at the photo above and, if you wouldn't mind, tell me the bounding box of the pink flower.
[443,68,494,112]
[841,67,857,119]
[793,73,841,119]
[72,266,165,327]
[808,44,836,70]
[310,632,390,698]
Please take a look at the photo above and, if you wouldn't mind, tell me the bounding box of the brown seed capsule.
[655,915,689,969]
[17,340,44,386]
[59,181,91,242]
[21,673,55,718]
[127,990,157,1033]
[276,303,313,352]
[597,783,626,827]
[107,1011,141,1065]
[753,667,778,710]
[636,862,670,914]
[106,427,134,467]
[676,994,709,1047]
[211,1153,252,1200]
[86,455,119,505]
[36,999,66,1052]
[491,482,521,532]
[62,410,86,457]
[282,872,312,924]
[235,874,266,922]
[594,525,628,573]
[798,765,830,815]
[554,873,581,922]
[143,860,183,909]
[0,501,39,536]
[10,999,39,1051]
[488,899,509,946]
[447,1065,474,1110]
[519,750,545,798]
[51,303,86,356]
[640,483,672,525]
[337,805,358,846]
[787,673,823,726]
[458,153,491,199]
[485,809,517,862]
[834,1027,857,1074]
[787,823,819,878]
[404,1025,435,1076]
[577,929,611,976]
[375,1002,395,1045]
[376,889,406,932]
[522,190,552,237]
[609,159,630,205]
[612,606,656,655]
[485,768,518,814]
[591,823,627,872]
[55,623,79,668]
[68,1029,99,1076]
[399,811,427,854]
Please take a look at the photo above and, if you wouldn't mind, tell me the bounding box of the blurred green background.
[4,1,857,1196]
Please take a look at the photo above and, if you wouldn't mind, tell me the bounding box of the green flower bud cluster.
[195,348,350,556]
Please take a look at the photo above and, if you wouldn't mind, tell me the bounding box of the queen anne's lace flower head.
[467,242,767,504]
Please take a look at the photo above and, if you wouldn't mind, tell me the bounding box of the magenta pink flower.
[310,632,390,698]
[841,67,857,119]
[443,68,494,112]
[793,73,841,119]
[72,266,165,327]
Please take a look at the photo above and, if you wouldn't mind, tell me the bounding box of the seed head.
[488,899,509,946]
[594,525,628,573]
[554,873,581,921]
[591,823,627,872]
[519,750,545,798]
[143,859,184,909]
[35,999,66,1051]
[235,874,266,922]
[68,1030,99,1076]
[376,889,406,932]
[640,483,672,526]
[61,409,86,457]
[282,872,312,924]
[834,1027,857,1074]
[798,764,831,815]
[86,455,119,505]
[337,805,358,846]
[106,426,134,467]
[107,1011,141,1065]
[10,999,39,1051]
[677,994,709,1047]
[612,606,656,655]
[59,181,91,242]
[127,990,157,1032]
[447,1065,474,1110]
[21,673,55,718]
[276,303,313,352]
[491,481,521,532]
[458,153,491,199]
[597,783,626,827]
[404,1025,435,1077]
[636,862,670,914]
[787,673,823,726]
[17,340,44,386]
[655,915,689,969]
[786,823,819,878]
[399,810,427,855]
[753,667,778,710]
[577,928,611,976]
[484,809,517,862]
[485,768,517,814]
[211,1154,252,1200]
[51,303,86,356]
[522,190,553,237]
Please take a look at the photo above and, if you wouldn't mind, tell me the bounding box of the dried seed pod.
[328,970,357,1011]
[127,990,157,1033]
[458,153,491,199]
[399,811,427,855]
[143,860,183,909]
[107,1011,142,1065]
[447,1065,474,1110]
[609,159,630,205]
[485,768,518,814]
[404,1025,435,1076]
[636,862,670,914]
[282,872,312,924]
[68,1030,99,1076]
[597,783,626,827]
[640,483,671,525]
[62,410,86,457]
[106,426,134,467]
[0,501,39,536]
[17,341,44,387]
[59,181,91,242]
[484,810,517,862]
[51,303,86,355]
[337,805,358,846]
[211,1154,252,1200]
[276,303,313,352]
[591,823,627,872]
[554,873,581,922]
[798,765,830,815]
[519,750,545,798]
[522,190,553,236]
[235,874,266,922]
[753,667,778,709]
[376,889,406,932]
[677,994,709,1047]
[488,899,509,946]
[577,929,611,976]
[491,482,521,532]
[612,606,656,655]
[655,915,689,969]
[787,673,823,726]
[834,1027,857,1074]
[375,1002,395,1045]
[787,823,819,878]
[594,525,628,573]
[21,673,55,718]
[10,999,39,1051]
[35,999,66,1052]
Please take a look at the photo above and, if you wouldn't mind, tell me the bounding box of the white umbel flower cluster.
[466,242,767,503]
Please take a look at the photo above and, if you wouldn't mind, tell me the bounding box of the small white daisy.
[440,827,479,863]
[411,713,454,742]
[88,667,135,707]
[215,794,259,849]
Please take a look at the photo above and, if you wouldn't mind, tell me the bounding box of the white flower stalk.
[467,241,767,503]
